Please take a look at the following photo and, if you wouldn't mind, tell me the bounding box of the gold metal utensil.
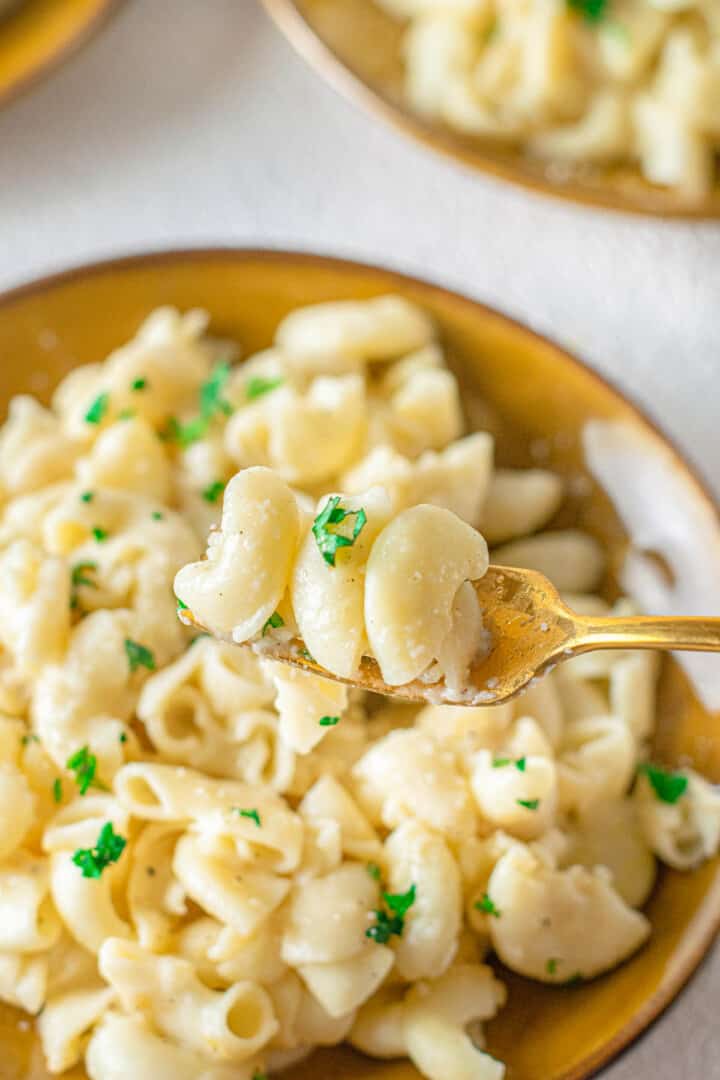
[187,564,720,706]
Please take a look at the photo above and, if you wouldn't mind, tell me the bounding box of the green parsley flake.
[152,511,164,520]
[92,526,108,543]
[639,763,688,805]
[72,822,127,879]
[474,892,501,918]
[21,734,39,746]
[202,480,226,503]
[312,496,367,567]
[131,377,148,391]
[262,611,284,635]
[84,392,109,425]
[177,597,189,611]
[71,562,98,590]
[66,745,105,795]
[119,732,128,744]
[567,0,608,22]
[366,884,417,944]
[366,862,381,881]
[52,778,63,803]
[124,638,156,673]
[319,716,339,727]
[117,409,135,421]
[546,958,559,976]
[246,375,284,401]
[252,1071,268,1080]
[200,361,233,418]
[516,757,527,772]
[80,491,94,503]
[161,362,234,448]
[234,807,261,827]
[492,757,511,768]
[517,798,540,811]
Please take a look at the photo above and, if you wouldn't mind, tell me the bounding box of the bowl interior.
[0,248,719,1080]
[263,0,720,218]
[0,0,118,109]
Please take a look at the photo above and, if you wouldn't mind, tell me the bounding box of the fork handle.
[576,615,720,653]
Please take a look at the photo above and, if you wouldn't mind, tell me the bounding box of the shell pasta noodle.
[1,298,720,1080]
[372,0,720,199]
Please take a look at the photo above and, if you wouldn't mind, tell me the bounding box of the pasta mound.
[0,298,718,1080]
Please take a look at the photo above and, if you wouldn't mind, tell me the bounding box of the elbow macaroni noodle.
[0,298,718,1079]
[374,0,720,198]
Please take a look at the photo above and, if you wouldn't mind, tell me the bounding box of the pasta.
[1,297,719,1080]
[375,0,720,198]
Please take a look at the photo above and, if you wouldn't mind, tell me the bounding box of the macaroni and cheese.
[1,298,718,1080]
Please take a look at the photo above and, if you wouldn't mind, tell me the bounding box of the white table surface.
[0,1,718,1076]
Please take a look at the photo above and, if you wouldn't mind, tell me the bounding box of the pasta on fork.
[0,296,719,1080]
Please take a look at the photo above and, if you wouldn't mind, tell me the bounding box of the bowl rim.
[260,0,720,221]
[0,0,123,112]
[0,244,719,1080]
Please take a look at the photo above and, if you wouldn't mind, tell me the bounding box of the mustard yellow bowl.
[1,249,719,1080]
[0,0,120,110]
[261,0,720,219]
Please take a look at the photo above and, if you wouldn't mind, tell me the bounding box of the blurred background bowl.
[262,0,720,218]
[0,0,121,110]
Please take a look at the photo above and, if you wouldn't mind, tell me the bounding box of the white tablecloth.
[0,2,718,1075]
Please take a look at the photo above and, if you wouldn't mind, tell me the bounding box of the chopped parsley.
[299,648,315,662]
[84,392,109,425]
[200,361,233,418]
[474,893,501,918]
[177,597,189,611]
[312,496,367,567]
[72,822,126,879]
[91,526,108,543]
[546,958,559,976]
[262,611,284,635]
[21,733,39,746]
[124,638,156,673]
[66,745,105,795]
[493,756,526,770]
[366,884,416,944]
[517,798,540,811]
[71,562,98,590]
[202,480,226,503]
[152,511,164,521]
[319,716,339,727]
[234,807,261,827]
[52,778,63,803]
[163,361,234,448]
[117,409,135,421]
[639,763,688,805]
[131,377,148,391]
[70,561,98,611]
[252,1071,268,1080]
[80,491,94,503]
[567,0,608,22]
[119,732,128,744]
[246,375,284,401]
[366,862,381,881]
